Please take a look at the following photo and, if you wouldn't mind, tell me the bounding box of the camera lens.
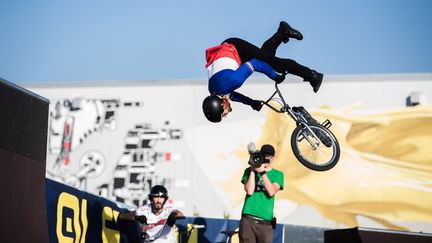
[249,152,264,165]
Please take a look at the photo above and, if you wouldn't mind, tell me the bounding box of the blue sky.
[1,0,431,83]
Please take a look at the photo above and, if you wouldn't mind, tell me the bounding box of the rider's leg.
[223,38,323,92]
[273,57,323,93]
[279,21,303,42]
[223,38,309,75]
[261,21,303,55]
[261,28,285,56]
[222,38,263,64]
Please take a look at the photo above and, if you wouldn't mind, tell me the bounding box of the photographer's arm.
[261,173,281,197]
[254,163,280,197]
[244,169,256,196]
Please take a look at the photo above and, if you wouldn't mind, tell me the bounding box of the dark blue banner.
[46,178,283,243]
[46,178,141,243]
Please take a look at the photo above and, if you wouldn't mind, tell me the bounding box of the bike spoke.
[296,135,335,166]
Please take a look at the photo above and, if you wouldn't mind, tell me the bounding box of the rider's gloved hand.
[166,211,178,227]
[250,100,263,111]
[135,215,147,224]
[272,73,286,84]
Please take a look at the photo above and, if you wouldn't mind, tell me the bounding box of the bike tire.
[290,123,340,171]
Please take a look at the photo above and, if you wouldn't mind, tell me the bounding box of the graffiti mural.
[46,97,183,208]
[97,122,182,207]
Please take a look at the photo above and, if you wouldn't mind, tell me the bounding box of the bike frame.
[262,83,323,149]
[263,83,305,122]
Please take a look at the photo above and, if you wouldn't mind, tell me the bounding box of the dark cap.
[260,144,275,156]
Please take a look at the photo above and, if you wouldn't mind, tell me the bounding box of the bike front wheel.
[290,123,340,171]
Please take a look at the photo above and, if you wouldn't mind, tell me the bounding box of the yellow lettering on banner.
[66,218,72,233]
[56,192,82,243]
[102,206,120,243]
[80,199,88,243]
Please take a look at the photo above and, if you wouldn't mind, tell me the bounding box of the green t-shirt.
[241,167,284,221]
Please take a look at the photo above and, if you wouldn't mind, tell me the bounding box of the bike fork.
[299,123,321,150]
[302,126,320,150]
[289,110,326,149]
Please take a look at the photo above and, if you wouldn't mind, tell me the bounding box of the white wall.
[27,73,432,232]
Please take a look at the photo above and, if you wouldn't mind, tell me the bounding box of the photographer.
[239,144,284,243]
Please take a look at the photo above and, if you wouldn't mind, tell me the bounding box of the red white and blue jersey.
[205,43,278,105]
[205,43,241,79]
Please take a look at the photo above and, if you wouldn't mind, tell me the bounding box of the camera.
[248,151,269,166]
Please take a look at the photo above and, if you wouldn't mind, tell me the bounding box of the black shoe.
[304,70,323,93]
[278,21,303,43]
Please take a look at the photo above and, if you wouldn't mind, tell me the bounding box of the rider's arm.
[228,59,278,91]
[166,209,184,227]
[117,211,136,221]
[173,209,184,218]
[118,210,148,224]
[231,92,263,111]
[246,59,278,80]
[230,91,254,105]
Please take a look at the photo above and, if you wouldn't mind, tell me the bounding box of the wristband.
[259,171,266,176]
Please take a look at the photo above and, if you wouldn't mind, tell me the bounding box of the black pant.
[222,32,312,79]
[239,215,273,243]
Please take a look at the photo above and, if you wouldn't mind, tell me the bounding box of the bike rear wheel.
[290,123,340,171]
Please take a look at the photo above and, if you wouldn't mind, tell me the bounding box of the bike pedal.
[322,119,332,129]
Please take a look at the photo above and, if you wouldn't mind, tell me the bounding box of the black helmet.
[148,185,168,200]
[202,94,224,123]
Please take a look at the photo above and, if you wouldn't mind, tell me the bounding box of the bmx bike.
[261,82,340,171]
